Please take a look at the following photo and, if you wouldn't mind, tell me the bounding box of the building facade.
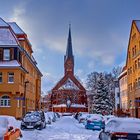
[126,20,140,118]
[118,66,128,112]
[41,92,52,112]
[51,26,87,113]
[0,18,42,119]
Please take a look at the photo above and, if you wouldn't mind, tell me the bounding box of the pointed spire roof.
[65,24,74,62]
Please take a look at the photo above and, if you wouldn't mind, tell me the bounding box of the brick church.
[51,26,87,113]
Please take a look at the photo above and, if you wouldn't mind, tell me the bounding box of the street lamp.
[22,80,29,117]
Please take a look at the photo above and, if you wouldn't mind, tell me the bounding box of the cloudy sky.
[1,0,140,92]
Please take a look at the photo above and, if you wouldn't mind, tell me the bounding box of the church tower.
[51,25,87,113]
[64,25,74,75]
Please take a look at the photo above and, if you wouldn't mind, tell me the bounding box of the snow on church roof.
[59,78,79,90]
[8,22,25,35]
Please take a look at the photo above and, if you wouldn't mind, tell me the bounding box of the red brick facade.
[51,27,87,113]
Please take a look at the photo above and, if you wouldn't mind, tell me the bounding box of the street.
[21,116,100,140]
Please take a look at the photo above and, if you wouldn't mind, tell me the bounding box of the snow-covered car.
[77,112,88,122]
[46,112,57,122]
[103,115,115,123]
[21,111,46,130]
[44,113,51,124]
[0,116,22,140]
[85,114,105,130]
[99,117,140,140]
[78,113,89,123]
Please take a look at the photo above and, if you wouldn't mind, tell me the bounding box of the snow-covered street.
[21,116,99,140]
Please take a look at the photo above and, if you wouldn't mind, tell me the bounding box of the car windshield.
[24,112,41,122]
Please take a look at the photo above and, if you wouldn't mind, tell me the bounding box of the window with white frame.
[0,72,2,83]
[0,96,11,107]
[8,72,14,83]
[3,49,10,60]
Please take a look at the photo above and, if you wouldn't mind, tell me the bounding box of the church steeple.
[64,24,74,75]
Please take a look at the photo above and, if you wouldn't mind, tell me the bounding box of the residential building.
[0,18,42,119]
[41,92,52,112]
[126,20,140,118]
[118,66,128,112]
[51,26,87,113]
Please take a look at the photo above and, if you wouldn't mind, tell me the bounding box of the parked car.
[78,113,89,123]
[85,114,105,130]
[44,113,51,124]
[103,115,115,124]
[46,112,57,122]
[99,117,140,140]
[0,116,22,140]
[21,111,46,130]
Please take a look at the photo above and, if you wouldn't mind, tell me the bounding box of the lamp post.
[22,80,29,117]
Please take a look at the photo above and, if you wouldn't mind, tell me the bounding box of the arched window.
[0,96,11,107]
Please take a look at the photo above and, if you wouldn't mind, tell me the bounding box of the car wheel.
[99,132,104,140]
[20,126,25,130]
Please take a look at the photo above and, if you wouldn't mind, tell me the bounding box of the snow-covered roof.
[0,28,18,46]
[59,78,79,90]
[135,20,140,32]
[0,60,20,67]
[0,18,9,27]
[8,22,25,35]
[53,104,86,108]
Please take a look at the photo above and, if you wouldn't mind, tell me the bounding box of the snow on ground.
[21,116,100,140]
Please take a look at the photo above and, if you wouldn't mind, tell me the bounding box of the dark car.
[21,111,46,130]
[99,118,140,140]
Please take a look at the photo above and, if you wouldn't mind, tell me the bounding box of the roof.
[8,22,25,35]
[0,18,9,27]
[64,25,74,63]
[0,28,18,46]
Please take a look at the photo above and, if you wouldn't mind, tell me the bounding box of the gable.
[58,78,79,90]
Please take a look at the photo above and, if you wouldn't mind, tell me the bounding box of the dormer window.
[3,49,10,60]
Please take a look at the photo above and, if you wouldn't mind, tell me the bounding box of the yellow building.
[119,66,128,112]
[126,20,140,118]
[0,18,42,119]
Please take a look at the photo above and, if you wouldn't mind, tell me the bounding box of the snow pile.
[0,116,8,138]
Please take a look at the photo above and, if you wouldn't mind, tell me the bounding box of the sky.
[0,0,140,93]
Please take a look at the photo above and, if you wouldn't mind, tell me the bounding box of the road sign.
[15,97,25,100]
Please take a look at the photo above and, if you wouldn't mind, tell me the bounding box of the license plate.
[27,126,33,128]
[94,126,100,129]
[137,135,140,139]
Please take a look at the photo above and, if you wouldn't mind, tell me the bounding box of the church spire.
[64,24,74,75]
[65,24,74,63]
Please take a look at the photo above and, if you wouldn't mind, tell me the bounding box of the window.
[0,72,2,83]
[0,96,11,107]
[3,49,10,60]
[8,72,14,83]
[132,48,135,57]
[135,60,137,69]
